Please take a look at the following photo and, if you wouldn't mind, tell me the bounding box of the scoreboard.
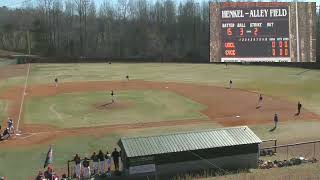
[220,5,291,62]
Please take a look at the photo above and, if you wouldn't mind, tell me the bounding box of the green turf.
[1,63,320,179]
[24,90,207,128]
[25,63,320,115]
[0,100,8,126]
[0,123,222,180]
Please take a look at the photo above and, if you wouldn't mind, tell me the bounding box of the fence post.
[274,139,277,153]
[67,160,70,178]
[313,143,316,158]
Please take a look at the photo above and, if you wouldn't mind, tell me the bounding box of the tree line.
[0,0,209,62]
[0,0,318,62]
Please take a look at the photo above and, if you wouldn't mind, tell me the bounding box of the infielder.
[274,113,278,128]
[229,80,233,89]
[297,101,302,116]
[111,90,115,103]
[256,94,263,108]
[54,77,58,87]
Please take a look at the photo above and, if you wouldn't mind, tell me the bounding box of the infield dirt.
[0,80,318,148]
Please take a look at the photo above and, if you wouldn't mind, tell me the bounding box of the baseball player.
[91,152,99,175]
[82,157,90,179]
[111,90,115,103]
[73,154,81,179]
[296,101,302,116]
[7,118,14,134]
[256,94,263,109]
[105,151,111,176]
[54,77,58,87]
[274,113,278,128]
[98,150,105,175]
[229,80,233,89]
[126,75,129,81]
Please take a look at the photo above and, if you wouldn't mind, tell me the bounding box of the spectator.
[112,148,120,171]
[35,171,44,180]
[82,157,90,179]
[91,152,99,175]
[44,166,53,180]
[61,174,68,180]
[73,154,81,179]
[98,150,105,175]
[105,151,111,176]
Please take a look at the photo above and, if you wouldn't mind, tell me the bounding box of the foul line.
[49,104,63,121]
[16,63,31,133]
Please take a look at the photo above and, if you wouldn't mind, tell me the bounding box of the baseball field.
[0,62,320,179]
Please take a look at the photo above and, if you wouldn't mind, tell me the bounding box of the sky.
[0,0,319,9]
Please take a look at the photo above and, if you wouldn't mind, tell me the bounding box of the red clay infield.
[0,80,318,148]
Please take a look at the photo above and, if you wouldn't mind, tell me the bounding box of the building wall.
[123,153,259,176]
[156,153,259,174]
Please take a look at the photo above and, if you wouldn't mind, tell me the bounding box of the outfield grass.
[24,90,207,128]
[0,63,320,179]
[25,63,320,115]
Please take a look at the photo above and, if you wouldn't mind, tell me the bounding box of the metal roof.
[119,126,262,158]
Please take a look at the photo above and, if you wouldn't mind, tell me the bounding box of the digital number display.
[221,6,290,61]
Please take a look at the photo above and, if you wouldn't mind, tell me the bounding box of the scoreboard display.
[221,6,290,62]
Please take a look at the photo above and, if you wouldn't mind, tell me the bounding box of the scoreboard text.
[221,6,290,62]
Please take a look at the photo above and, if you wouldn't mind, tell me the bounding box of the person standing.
[73,154,81,179]
[112,148,120,171]
[126,75,129,81]
[229,80,233,89]
[111,90,115,103]
[82,157,91,179]
[297,101,302,116]
[91,152,99,175]
[105,151,111,176]
[257,94,263,109]
[274,113,279,128]
[98,150,105,175]
[7,118,14,134]
[54,77,58,87]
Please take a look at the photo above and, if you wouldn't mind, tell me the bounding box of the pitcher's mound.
[95,100,132,111]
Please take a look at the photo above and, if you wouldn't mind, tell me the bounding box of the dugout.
[118,126,262,176]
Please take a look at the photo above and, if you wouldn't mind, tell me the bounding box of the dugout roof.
[118,126,262,158]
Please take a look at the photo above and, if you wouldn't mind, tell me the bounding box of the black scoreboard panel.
[221,6,290,62]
